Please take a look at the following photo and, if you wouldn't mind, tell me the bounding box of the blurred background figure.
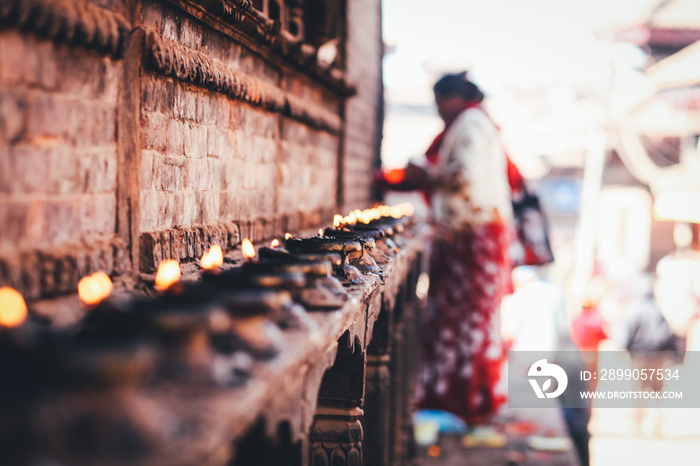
[616,274,685,435]
[501,265,591,466]
[571,280,609,387]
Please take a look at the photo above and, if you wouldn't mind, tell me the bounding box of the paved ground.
[412,405,580,466]
[412,382,700,465]
[589,406,700,466]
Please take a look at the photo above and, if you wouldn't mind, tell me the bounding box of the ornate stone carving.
[144,30,342,133]
[310,407,364,466]
[0,0,130,58]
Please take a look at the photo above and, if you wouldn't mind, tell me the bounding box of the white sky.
[382,0,655,93]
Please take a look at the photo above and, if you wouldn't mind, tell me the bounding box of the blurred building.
[606,0,700,277]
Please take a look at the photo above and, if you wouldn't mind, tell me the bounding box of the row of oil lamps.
[0,203,414,392]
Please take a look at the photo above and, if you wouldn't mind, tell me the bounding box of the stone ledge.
[0,236,128,300]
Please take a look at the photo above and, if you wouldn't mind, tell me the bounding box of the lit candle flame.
[201,244,224,270]
[270,239,280,248]
[333,214,343,229]
[318,228,324,236]
[78,272,113,308]
[0,287,27,328]
[284,232,292,240]
[241,238,256,260]
[155,260,181,291]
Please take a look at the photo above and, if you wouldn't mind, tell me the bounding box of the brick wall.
[0,0,381,301]
[0,0,128,299]
[341,0,383,210]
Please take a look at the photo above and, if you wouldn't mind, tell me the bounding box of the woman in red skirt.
[381,73,513,425]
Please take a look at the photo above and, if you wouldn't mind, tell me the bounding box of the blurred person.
[501,266,569,352]
[616,275,685,435]
[378,72,514,425]
[502,266,591,466]
[570,290,608,386]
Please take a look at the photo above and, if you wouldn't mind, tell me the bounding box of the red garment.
[416,223,510,425]
[571,308,608,351]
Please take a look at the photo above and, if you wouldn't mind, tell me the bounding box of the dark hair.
[433,72,484,103]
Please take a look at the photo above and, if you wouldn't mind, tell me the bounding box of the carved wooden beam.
[0,0,130,58]
[161,0,356,98]
[143,30,342,133]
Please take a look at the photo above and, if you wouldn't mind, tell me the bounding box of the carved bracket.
[144,30,342,133]
[0,0,130,58]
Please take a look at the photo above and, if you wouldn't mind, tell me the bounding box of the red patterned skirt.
[416,222,510,425]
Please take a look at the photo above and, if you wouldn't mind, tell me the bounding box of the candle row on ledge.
[0,203,416,329]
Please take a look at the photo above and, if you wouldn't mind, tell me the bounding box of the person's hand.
[402,162,428,189]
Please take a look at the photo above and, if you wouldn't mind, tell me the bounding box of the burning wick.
[270,239,280,248]
[155,260,181,292]
[0,287,28,328]
[284,232,292,240]
[318,228,324,237]
[241,238,256,262]
[78,272,113,309]
[333,214,343,229]
[201,244,224,270]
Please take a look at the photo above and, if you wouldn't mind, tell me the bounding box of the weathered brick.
[140,231,160,273]
[161,8,180,41]
[140,190,158,231]
[207,126,233,158]
[158,155,186,192]
[166,119,185,156]
[141,78,174,115]
[175,192,197,226]
[198,191,220,224]
[142,112,168,151]
[80,194,117,239]
[42,198,82,245]
[26,92,78,142]
[0,201,29,249]
[184,122,207,158]
[0,90,27,143]
[79,149,118,194]
[140,150,156,189]
[179,18,203,50]
[186,158,209,191]
[142,2,164,31]
[174,85,197,121]
[0,31,41,87]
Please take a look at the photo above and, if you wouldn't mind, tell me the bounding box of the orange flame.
[384,168,405,184]
[0,287,27,328]
[155,260,181,291]
[284,232,292,240]
[318,228,324,236]
[333,214,343,229]
[201,244,224,270]
[270,239,280,248]
[241,238,256,260]
[78,272,113,308]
